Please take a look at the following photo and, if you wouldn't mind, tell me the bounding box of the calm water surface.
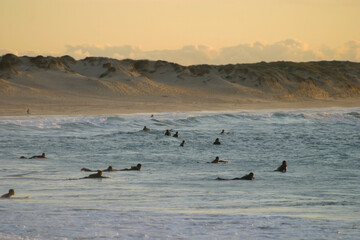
[0,108,359,239]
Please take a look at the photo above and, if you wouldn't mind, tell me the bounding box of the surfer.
[165,130,171,136]
[83,170,108,179]
[103,166,119,172]
[275,161,287,172]
[81,166,117,172]
[120,163,142,171]
[216,172,254,181]
[213,138,221,145]
[81,167,95,172]
[180,140,185,147]
[210,156,228,163]
[20,156,27,159]
[220,129,229,134]
[143,126,150,131]
[81,166,118,172]
[29,153,46,159]
[173,131,179,138]
[1,189,15,198]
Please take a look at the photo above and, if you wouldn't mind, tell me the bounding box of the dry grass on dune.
[0,54,359,116]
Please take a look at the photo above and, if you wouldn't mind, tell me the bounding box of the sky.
[0,0,359,65]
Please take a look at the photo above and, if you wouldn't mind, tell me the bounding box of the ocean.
[0,108,359,239]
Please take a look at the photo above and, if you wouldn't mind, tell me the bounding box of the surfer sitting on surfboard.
[1,189,15,198]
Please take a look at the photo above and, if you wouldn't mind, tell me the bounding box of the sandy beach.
[1,94,360,116]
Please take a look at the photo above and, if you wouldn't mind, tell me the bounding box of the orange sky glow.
[1,0,359,64]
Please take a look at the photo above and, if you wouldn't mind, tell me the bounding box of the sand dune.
[0,54,359,116]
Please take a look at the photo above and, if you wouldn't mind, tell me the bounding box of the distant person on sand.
[27,109,30,115]
[82,170,108,179]
[120,163,142,171]
[173,131,179,138]
[1,189,15,198]
[143,126,150,131]
[29,153,46,159]
[275,161,287,172]
[213,138,221,145]
[165,130,171,136]
[180,140,185,147]
[211,156,228,163]
[216,172,254,181]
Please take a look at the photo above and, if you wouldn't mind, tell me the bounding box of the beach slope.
[1,54,359,115]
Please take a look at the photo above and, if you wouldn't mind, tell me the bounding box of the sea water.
[0,108,359,239]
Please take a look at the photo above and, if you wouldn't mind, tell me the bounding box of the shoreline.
[1,96,359,117]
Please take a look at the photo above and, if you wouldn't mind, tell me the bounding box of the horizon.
[1,0,360,65]
[2,52,360,67]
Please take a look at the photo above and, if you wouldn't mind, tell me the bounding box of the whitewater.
[0,108,359,239]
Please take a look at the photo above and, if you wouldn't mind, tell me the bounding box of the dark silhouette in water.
[275,161,287,172]
[81,166,119,172]
[1,189,15,198]
[213,138,221,145]
[103,166,118,172]
[180,140,185,147]
[210,156,228,163]
[81,167,93,172]
[29,153,46,159]
[143,126,150,131]
[165,130,171,136]
[20,156,27,159]
[82,170,108,179]
[120,164,142,171]
[173,131,179,138]
[220,129,230,134]
[216,172,254,181]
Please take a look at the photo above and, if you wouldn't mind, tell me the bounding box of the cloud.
[0,49,19,56]
[65,44,142,60]
[2,39,359,65]
[0,49,59,58]
[143,45,219,65]
[217,40,321,64]
[336,40,360,61]
[64,39,360,65]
